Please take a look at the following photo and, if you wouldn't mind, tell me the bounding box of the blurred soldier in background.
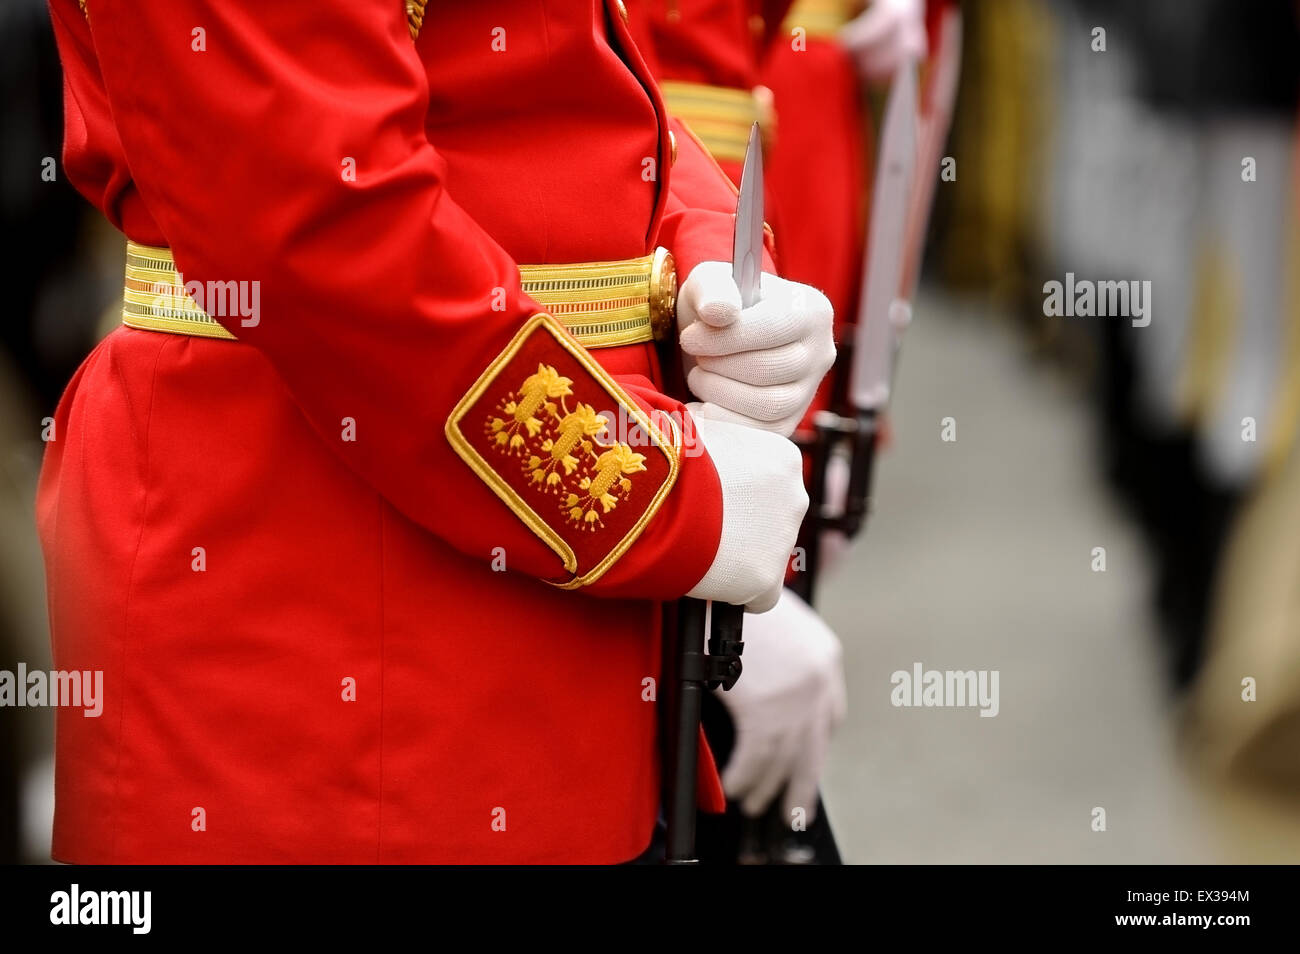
[948,0,1300,692]
[1147,0,1300,859]
[1090,0,1300,691]
[952,0,1300,853]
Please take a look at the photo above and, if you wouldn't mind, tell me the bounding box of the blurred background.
[4,0,1300,862]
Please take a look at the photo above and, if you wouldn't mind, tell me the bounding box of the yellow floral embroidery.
[487,363,646,530]
[567,444,647,527]
[488,363,573,453]
[530,403,607,491]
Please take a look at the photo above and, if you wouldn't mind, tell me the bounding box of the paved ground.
[817,291,1222,863]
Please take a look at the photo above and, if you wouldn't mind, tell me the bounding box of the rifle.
[666,123,764,864]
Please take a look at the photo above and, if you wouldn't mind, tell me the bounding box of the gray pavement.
[817,291,1222,863]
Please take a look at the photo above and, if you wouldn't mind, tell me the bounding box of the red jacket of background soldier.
[41,0,775,864]
[763,0,950,424]
[625,1,793,185]
[629,0,861,429]
[763,0,869,421]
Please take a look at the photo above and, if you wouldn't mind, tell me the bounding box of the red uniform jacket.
[41,0,758,863]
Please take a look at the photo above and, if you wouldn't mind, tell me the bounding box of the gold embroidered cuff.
[446,313,681,588]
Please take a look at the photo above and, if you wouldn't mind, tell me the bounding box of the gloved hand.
[715,588,847,821]
[686,407,807,612]
[839,0,928,82]
[677,262,835,438]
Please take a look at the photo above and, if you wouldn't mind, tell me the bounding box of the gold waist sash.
[122,242,675,350]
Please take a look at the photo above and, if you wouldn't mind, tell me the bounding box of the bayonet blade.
[902,9,962,302]
[851,61,918,411]
[733,122,764,309]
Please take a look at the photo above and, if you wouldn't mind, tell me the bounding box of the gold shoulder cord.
[406,0,427,40]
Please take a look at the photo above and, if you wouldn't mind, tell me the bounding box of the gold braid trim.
[406,0,427,40]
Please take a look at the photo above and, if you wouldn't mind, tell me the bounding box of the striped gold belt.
[659,81,772,164]
[122,242,676,350]
[783,0,864,38]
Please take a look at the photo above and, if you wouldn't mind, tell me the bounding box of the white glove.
[686,407,807,612]
[839,0,928,82]
[677,262,835,438]
[716,589,847,820]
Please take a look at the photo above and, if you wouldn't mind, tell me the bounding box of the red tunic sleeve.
[50,0,724,597]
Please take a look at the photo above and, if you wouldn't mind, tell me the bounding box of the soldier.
[39,0,833,863]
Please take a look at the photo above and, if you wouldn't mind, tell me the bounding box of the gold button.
[616,0,628,24]
[649,247,677,340]
[669,129,678,165]
[749,14,765,36]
